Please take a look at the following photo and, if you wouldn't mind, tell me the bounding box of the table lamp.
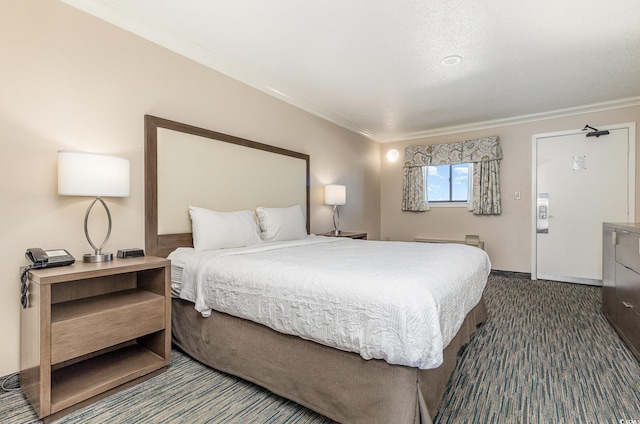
[324,184,346,235]
[58,151,130,262]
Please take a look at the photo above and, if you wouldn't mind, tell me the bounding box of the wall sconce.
[324,184,346,235]
[386,149,400,162]
[58,151,130,262]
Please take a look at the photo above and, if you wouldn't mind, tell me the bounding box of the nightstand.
[20,256,171,423]
[322,231,368,240]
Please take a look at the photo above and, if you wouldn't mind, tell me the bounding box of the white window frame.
[423,163,473,209]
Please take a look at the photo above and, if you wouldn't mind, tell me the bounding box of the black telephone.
[25,248,75,268]
[21,249,75,309]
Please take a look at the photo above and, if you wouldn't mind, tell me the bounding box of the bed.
[144,115,490,424]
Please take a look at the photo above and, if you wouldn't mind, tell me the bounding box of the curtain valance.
[402,136,502,215]
[403,136,502,167]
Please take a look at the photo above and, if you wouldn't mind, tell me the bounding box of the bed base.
[171,297,487,424]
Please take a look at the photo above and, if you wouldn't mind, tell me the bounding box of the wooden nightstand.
[20,256,171,423]
[322,231,368,240]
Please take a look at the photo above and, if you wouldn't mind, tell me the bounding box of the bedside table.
[20,256,171,422]
[322,231,367,240]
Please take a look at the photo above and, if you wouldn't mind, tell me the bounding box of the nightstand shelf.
[51,344,164,412]
[21,256,171,423]
[322,231,367,240]
[51,289,165,364]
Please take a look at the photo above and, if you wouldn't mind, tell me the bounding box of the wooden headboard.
[144,115,310,257]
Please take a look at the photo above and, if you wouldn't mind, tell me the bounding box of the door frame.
[531,122,636,281]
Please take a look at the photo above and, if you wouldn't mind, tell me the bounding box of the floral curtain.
[401,136,502,215]
[402,166,430,211]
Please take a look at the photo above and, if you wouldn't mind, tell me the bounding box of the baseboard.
[490,269,532,280]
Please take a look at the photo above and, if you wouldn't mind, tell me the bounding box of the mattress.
[169,236,490,369]
[169,257,185,297]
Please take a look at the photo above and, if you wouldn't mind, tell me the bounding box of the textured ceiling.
[62,0,640,142]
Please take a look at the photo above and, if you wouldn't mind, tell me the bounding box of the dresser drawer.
[616,298,640,358]
[616,230,640,273]
[615,263,640,311]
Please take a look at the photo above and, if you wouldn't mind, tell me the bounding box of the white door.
[533,124,635,285]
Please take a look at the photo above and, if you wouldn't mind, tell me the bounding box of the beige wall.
[3,0,637,380]
[0,0,380,376]
[381,105,640,272]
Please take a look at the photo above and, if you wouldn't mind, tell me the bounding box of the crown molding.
[60,0,376,141]
[380,96,640,143]
[60,1,640,145]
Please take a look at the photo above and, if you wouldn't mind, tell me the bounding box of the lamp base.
[83,252,113,263]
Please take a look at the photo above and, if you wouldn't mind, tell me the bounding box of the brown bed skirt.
[171,297,487,424]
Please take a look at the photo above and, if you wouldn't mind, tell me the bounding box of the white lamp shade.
[58,151,130,197]
[324,184,346,206]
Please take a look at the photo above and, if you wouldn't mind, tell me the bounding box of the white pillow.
[256,205,307,242]
[189,206,262,250]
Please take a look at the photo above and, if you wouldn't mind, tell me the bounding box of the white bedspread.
[170,236,490,369]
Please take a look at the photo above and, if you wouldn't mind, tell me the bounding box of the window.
[424,163,472,205]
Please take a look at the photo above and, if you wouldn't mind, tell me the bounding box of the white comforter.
[170,236,490,369]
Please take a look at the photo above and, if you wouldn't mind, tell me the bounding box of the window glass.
[425,163,472,203]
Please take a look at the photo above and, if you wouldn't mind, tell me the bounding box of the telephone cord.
[1,373,19,392]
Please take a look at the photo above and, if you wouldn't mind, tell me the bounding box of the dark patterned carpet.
[2,274,639,423]
[435,275,640,423]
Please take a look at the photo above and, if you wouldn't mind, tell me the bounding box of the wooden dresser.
[20,256,171,422]
[603,222,640,361]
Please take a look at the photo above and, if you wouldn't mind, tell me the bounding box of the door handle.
[622,301,634,309]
